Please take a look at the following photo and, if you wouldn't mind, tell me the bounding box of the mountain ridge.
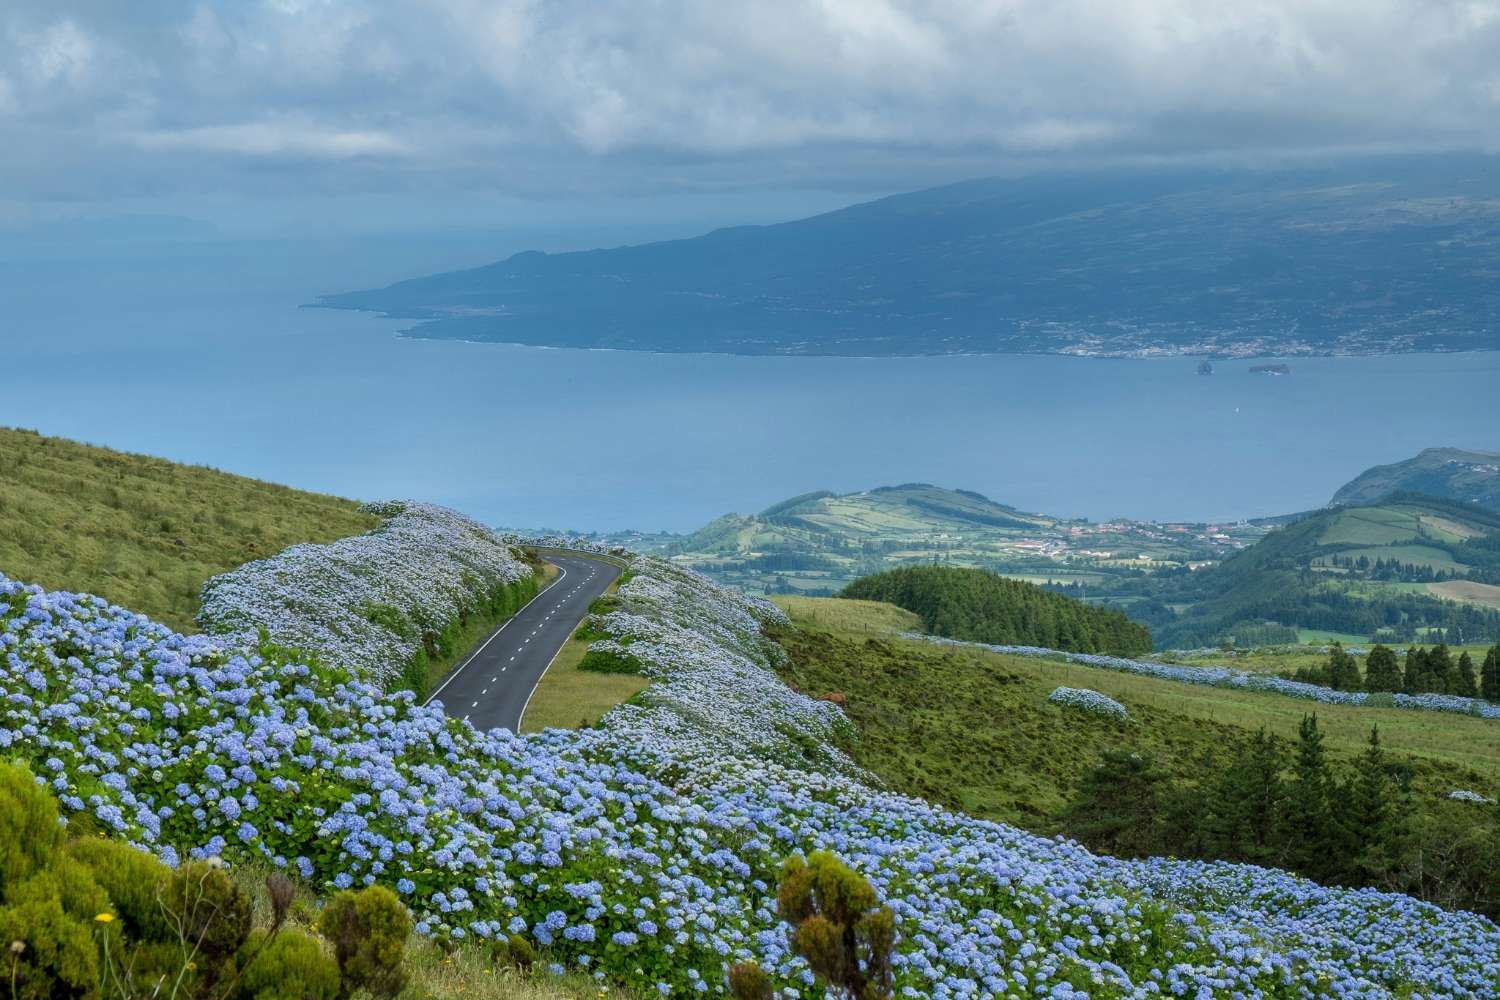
[320,156,1500,358]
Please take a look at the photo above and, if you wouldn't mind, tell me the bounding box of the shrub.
[1047,685,1129,720]
[489,933,537,971]
[163,860,253,988]
[776,851,894,1000]
[0,882,100,1000]
[0,760,63,888]
[578,644,644,675]
[66,836,174,942]
[239,928,341,1000]
[317,885,412,1000]
[727,960,774,999]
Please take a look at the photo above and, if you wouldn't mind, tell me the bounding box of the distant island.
[1250,363,1292,375]
[320,156,1500,359]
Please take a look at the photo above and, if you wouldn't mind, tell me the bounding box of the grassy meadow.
[771,596,1500,829]
[0,426,378,630]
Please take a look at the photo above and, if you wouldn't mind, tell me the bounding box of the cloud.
[1,0,1497,207]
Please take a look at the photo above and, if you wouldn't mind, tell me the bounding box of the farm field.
[1433,579,1500,610]
[0,426,378,630]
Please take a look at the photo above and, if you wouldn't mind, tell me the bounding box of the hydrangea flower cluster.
[198,501,529,685]
[1048,686,1128,720]
[910,636,1500,721]
[4,557,1500,997]
[1448,789,1496,805]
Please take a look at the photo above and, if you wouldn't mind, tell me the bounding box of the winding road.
[426,552,622,732]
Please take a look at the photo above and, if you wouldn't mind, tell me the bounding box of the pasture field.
[0,426,378,630]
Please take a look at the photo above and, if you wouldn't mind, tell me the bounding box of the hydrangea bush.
[910,636,1500,721]
[198,501,531,686]
[3,558,1500,997]
[1048,686,1128,720]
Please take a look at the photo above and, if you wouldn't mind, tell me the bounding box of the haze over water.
[3,235,1494,533]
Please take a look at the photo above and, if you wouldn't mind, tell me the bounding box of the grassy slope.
[0,427,378,631]
[772,596,1500,831]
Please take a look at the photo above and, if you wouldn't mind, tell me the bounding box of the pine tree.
[1325,643,1360,691]
[1339,725,1396,884]
[1455,651,1479,699]
[1283,714,1335,879]
[1205,729,1287,865]
[1364,644,1400,693]
[1427,644,1454,694]
[1482,644,1500,703]
[1403,647,1425,693]
[1061,750,1165,858]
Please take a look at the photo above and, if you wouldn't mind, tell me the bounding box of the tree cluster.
[1063,719,1500,917]
[1288,641,1500,700]
[841,566,1152,656]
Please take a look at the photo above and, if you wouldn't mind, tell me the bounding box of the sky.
[3,0,1500,236]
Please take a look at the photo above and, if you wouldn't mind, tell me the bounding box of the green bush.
[777,851,894,1000]
[163,860,254,989]
[239,928,341,1000]
[0,760,64,889]
[489,932,537,971]
[0,882,101,1000]
[66,836,174,942]
[317,884,412,1000]
[578,647,644,675]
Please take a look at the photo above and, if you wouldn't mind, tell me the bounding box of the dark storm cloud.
[2,1,1498,209]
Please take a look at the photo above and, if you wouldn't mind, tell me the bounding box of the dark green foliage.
[578,647,645,675]
[1325,644,1361,691]
[164,860,254,989]
[1282,715,1335,879]
[1484,643,1500,701]
[841,565,1151,655]
[1363,644,1402,692]
[489,933,537,971]
[776,852,894,1000]
[317,885,412,1000]
[1059,751,1163,858]
[1456,651,1479,698]
[239,929,341,1000]
[727,961,774,1000]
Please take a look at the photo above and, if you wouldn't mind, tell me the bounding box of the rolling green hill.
[841,565,1151,655]
[632,482,1268,597]
[0,427,378,630]
[1331,447,1500,513]
[1149,495,1500,648]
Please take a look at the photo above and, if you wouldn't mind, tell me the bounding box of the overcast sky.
[3,1,1498,233]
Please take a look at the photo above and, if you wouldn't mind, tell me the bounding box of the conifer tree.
[1455,651,1479,699]
[1364,644,1401,693]
[1325,643,1360,691]
[1482,644,1500,702]
[1427,644,1454,694]
[1283,714,1335,879]
[1340,725,1396,884]
[1403,647,1425,693]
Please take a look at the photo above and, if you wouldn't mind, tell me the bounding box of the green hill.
[1331,447,1500,513]
[637,482,1268,597]
[841,565,1152,655]
[1151,495,1500,648]
[0,427,378,630]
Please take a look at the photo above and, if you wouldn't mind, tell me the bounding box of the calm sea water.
[1,236,1495,532]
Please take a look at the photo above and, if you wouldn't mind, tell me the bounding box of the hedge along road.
[426,553,622,732]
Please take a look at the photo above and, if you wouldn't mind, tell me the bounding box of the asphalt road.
[426,553,621,732]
